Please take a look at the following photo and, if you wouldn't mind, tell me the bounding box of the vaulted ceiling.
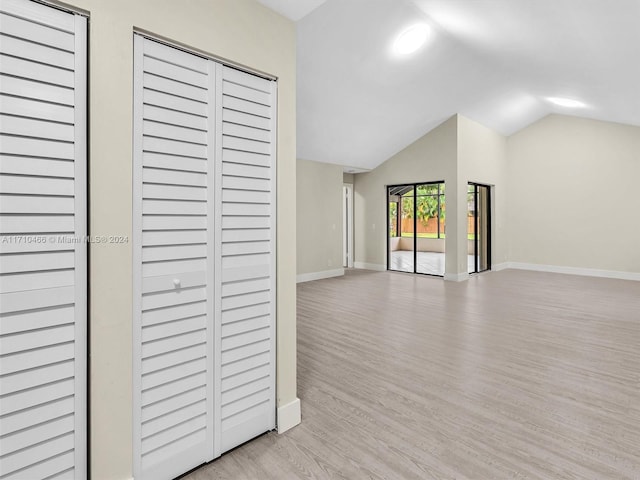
[258,0,640,170]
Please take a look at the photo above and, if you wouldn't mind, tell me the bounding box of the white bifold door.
[0,0,87,479]
[132,35,276,480]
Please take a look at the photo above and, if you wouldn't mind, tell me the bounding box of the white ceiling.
[257,0,326,22]
[292,0,640,170]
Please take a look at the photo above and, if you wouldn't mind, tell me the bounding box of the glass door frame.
[386,181,445,277]
[468,182,492,274]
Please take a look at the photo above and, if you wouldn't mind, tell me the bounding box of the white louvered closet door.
[134,35,277,478]
[132,36,215,480]
[0,0,87,479]
[216,65,276,454]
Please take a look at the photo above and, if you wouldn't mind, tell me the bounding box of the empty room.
[0,0,638,479]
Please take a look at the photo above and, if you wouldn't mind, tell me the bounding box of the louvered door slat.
[0,11,74,51]
[0,270,74,294]
[143,73,207,103]
[0,34,74,69]
[0,53,74,88]
[0,174,74,195]
[222,95,270,118]
[0,73,74,105]
[144,121,208,145]
[1,412,74,452]
[0,114,74,141]
[222,148,271,167]
[0,305,73,334]
[0,155,74,178]
[143,167,208,186]
[222,108,270,130]
[143,57,207,89]
[144,105,207,132]
[222,162,270,179]
[0,2,86,479]
[0,95,74,123]
[133,35,215,480]
[221,350,270,379]
[1,343,74,376]
[2,396,74,437]
[0,323,74,354]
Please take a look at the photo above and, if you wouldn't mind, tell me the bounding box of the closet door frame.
[212,62,223,459]
[131,34,144,478]
[267,77,278,435]
[73,11,88,477]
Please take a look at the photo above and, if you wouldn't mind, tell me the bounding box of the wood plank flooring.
[186,269,640,479]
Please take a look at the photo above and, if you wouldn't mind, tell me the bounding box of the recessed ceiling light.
[394,24,430,55]
[547,97,586,108]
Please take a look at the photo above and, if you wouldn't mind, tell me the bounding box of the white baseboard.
[277,397,301,434]
[492,262,510,272]
[353,262,386,271]
[444,272,469,282]
[507,262,640,282]
[296,268,344,283]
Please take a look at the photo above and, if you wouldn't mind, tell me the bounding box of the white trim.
[492,262,510,272]
[444,272,469,282]
[354,262,386,271]
[33,0,90,16]
[73,13,88,478]
[296,269,344,283]
[507,262,640,282]
[133,28,276,81]
[342,184,354,268]
[209,59,221,461]
[268,77,279,434]
[277,398,301,434]
[131,33,144,480]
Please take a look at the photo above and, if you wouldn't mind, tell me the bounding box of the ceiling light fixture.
[547,97,586,108]
[394,24,430,55]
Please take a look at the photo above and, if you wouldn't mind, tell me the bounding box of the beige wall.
[354,116,458,270]
[343,172,355,184]
[297,159,344,275]
[356,113,639,277]
[57,1,296,478]
[457,116,508,268]
[507,115,640,273]
[355,115,509,277]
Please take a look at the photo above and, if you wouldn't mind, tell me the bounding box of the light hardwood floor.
[187,269,640,479]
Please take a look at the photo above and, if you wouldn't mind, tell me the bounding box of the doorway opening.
[387,182,446,276]
[343,184,354,268]
[468,183,491,273]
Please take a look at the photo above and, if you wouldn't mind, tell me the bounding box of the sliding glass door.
[388,186,414,272]
[387,182,445,276]
[468,183,491,273]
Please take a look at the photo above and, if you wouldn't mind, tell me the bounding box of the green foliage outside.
[389,202,398,236]
[401,185,445,230]
[390,184,449,238]
[390,184,478,240]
